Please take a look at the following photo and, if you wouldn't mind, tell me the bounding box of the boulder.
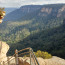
[0,41,9,63]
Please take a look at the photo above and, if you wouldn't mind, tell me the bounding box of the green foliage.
[0,18,63,44]
[0,4,64,44]
[12,24,65,59]
[35,50,52,59]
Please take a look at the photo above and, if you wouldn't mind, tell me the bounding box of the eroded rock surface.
[37,56,65,65]
[0,41,9,63]
[10,56,65,65]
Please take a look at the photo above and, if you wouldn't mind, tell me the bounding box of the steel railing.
[0,47,40,65]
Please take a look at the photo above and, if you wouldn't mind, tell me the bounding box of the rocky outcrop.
[37,56,65,65]
[41,8,52,14]
[0,41,65,65]
[10,56,65,65]
[38,8,52,16]
[0,41,9,63]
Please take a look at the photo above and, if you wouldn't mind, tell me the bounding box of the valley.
[0,4,65,59]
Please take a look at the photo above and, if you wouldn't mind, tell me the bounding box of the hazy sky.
[0,0,65,8]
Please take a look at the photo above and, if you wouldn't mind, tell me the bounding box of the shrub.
[35,50,52,59]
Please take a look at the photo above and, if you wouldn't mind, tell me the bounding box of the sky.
[0,0,65,8]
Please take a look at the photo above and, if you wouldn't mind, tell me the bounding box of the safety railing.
[0,47,40,65]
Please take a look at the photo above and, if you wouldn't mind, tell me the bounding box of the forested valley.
[0,4,65,59]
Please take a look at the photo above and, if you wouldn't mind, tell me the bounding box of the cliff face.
[39,5,65,18]
[20,5,41,13]
[4,5,41,21]
[57,5,65,17]
[39,8,52,16]
[0,41,9,63]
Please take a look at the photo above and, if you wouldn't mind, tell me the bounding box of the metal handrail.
[18,47,30,53]
[1,47,40,65]
[30,48,40,65]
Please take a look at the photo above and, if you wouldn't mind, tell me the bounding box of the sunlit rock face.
[0,41,9,63]
[37,56,65,65]
[38,8,52,16]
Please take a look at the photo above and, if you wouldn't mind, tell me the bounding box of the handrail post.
[31,48,40,65]
[0,62,1,65]
[7,57,10,65]
[15,49,19,65]
[3,61,5,65]
[32,53,36,65]
[29,48,32,65]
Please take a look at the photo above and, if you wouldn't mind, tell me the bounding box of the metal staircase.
[1,47,40,65]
